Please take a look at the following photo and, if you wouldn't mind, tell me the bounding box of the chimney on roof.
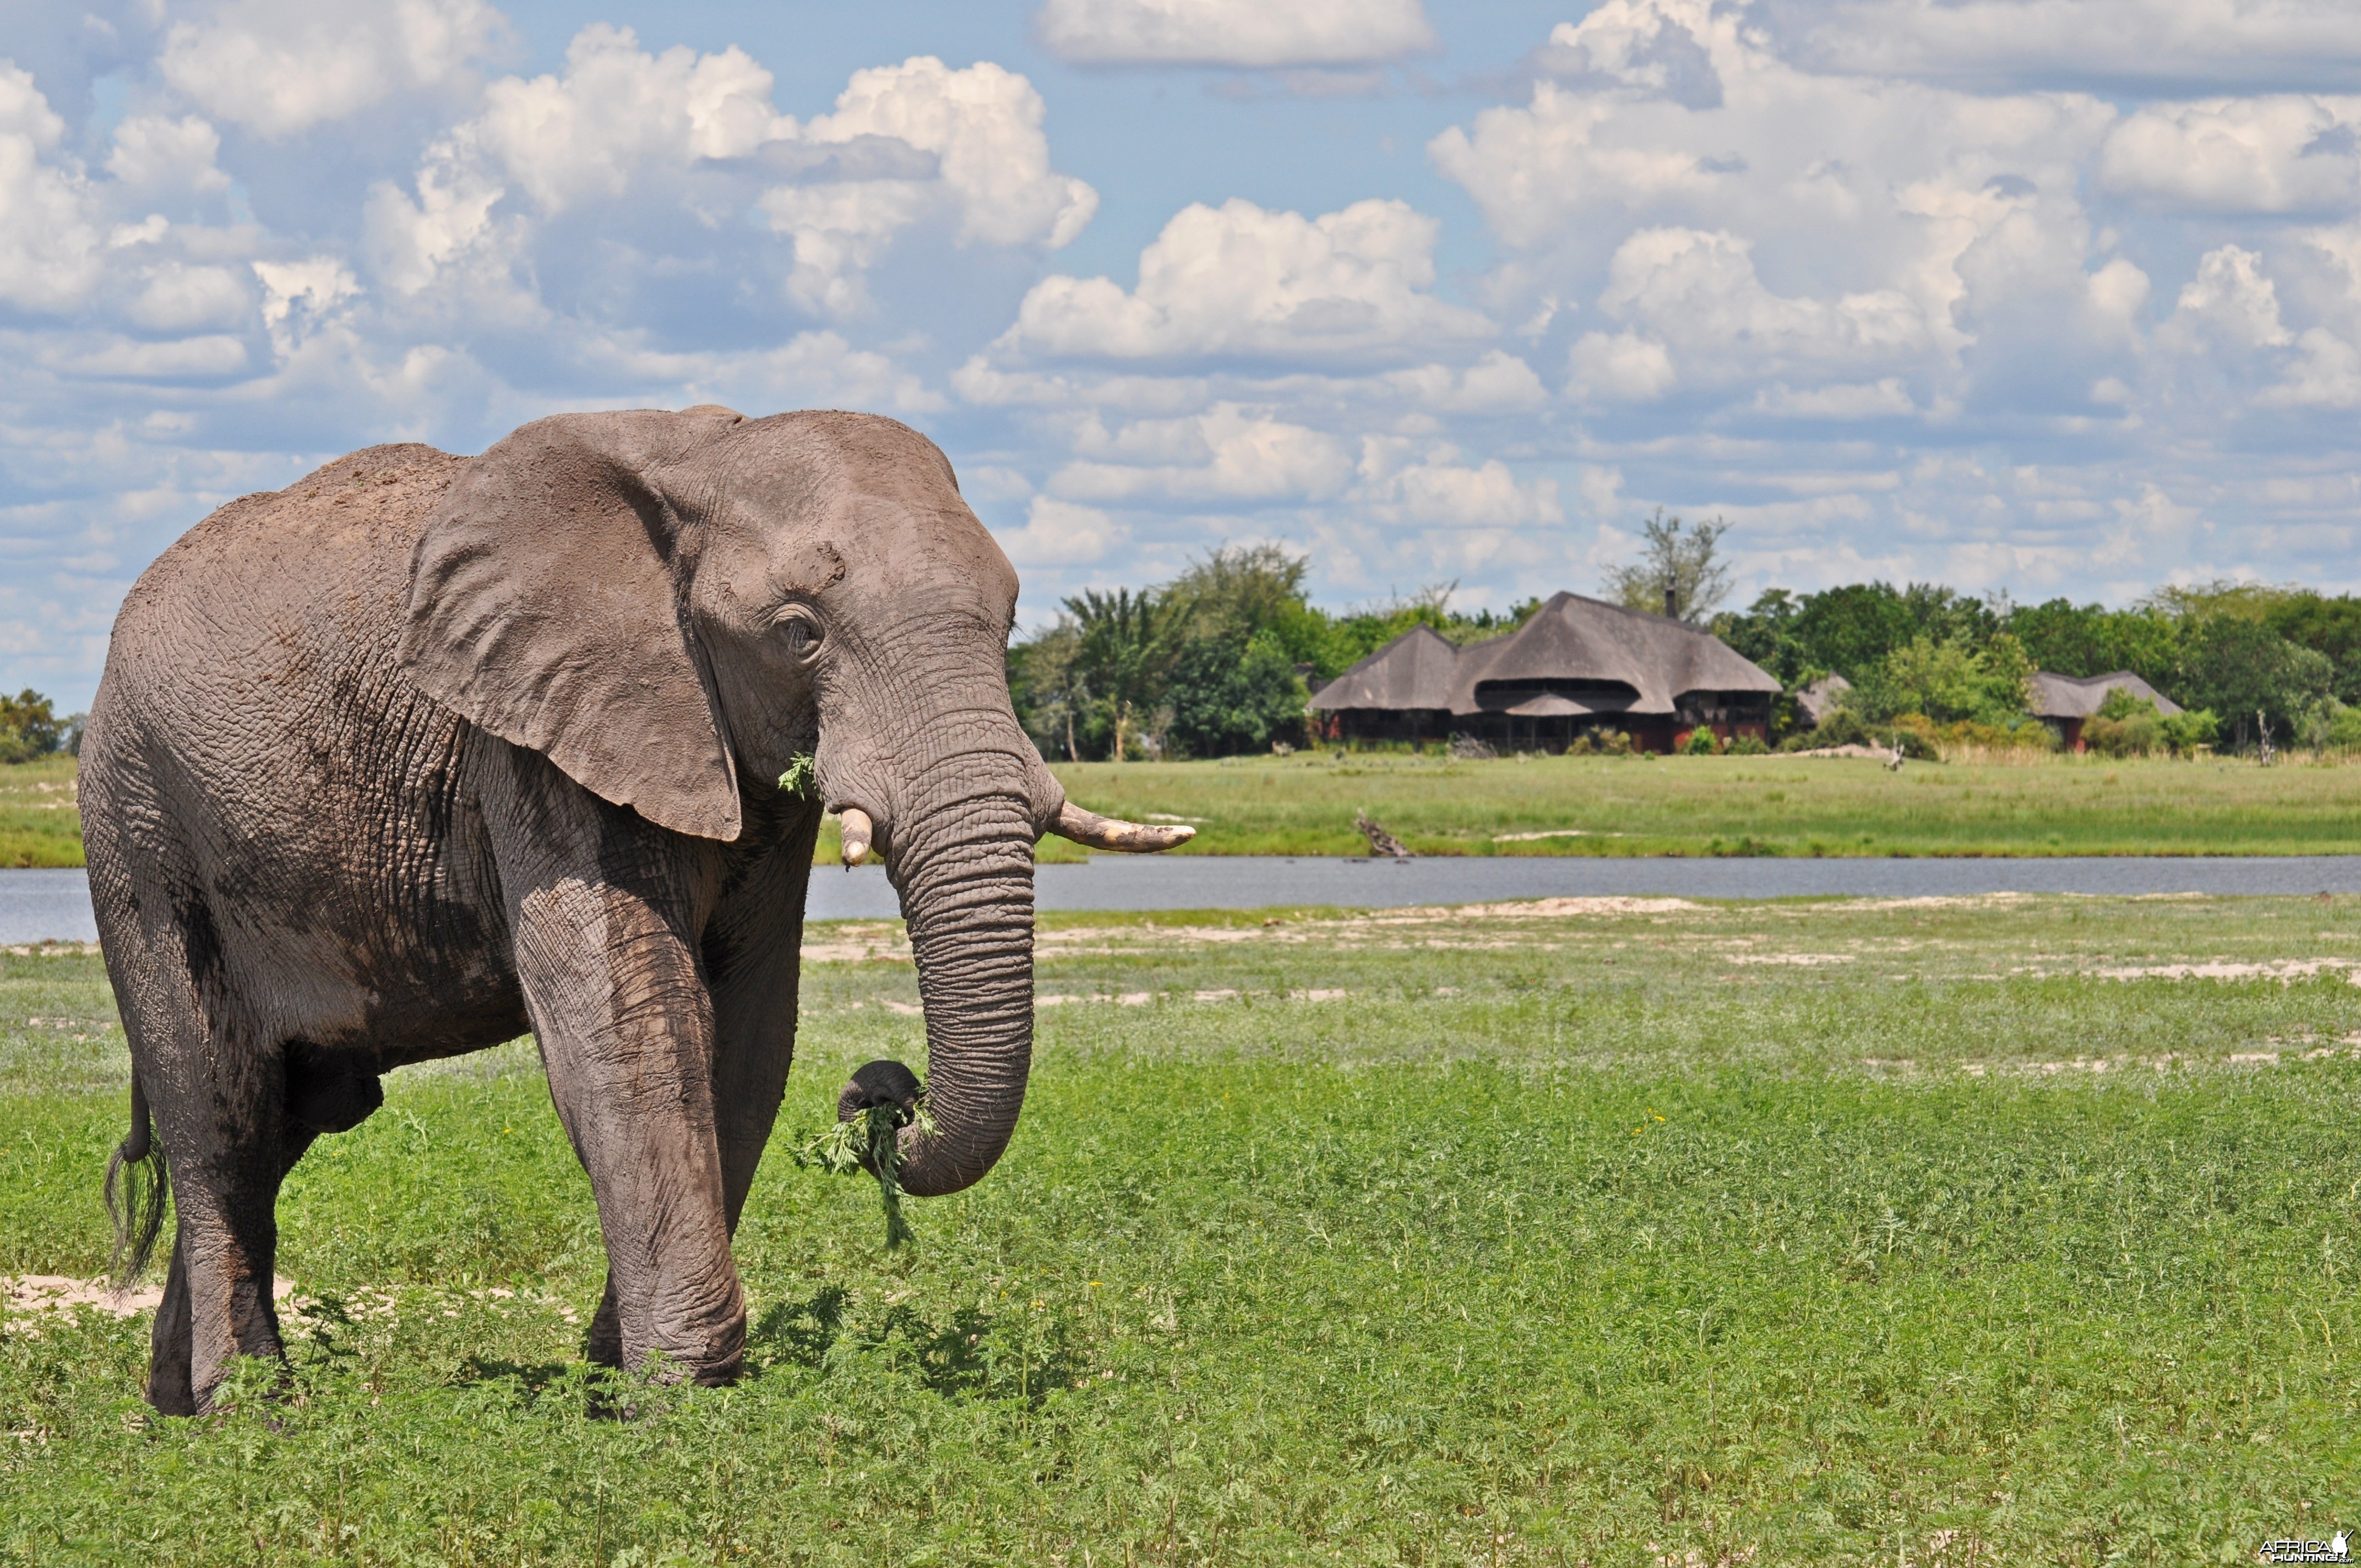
[1663,583,1678,618]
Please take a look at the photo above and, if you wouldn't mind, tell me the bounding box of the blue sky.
[6,0,2361,708]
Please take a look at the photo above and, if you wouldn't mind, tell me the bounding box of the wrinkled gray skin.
[81,407,1106,1415]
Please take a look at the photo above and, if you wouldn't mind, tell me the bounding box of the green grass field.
[0,755,80,868]
[1055,752,2361,858]
[23,749,2361,866]
[4,894,2359,1562]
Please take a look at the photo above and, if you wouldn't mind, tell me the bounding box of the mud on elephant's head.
[400,405,1188,1197]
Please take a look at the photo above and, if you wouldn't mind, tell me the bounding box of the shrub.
[1680,726,1722,755]
[2095,687,2157,722]
[1567,735,1595,756]
[1727,735,1770,756]
[2084,712,2160,756]
[2160,709,2218,755]
[1804,710,1873,750]
[2327,704,2361,752]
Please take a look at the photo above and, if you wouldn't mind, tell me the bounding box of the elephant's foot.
[584,1275,623,1369]
[145,1239,195,1416]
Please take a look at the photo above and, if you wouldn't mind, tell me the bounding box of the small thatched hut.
[2028,671,2182,752]
[1310,592,1780,752]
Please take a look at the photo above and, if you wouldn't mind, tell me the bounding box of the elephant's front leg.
[509,865,744,1385]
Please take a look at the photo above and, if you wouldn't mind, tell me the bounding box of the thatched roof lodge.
[1310,592,1781,752]
[2028,671,2182,752]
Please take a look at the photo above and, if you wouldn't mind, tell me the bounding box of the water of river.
[13,856,2361,943]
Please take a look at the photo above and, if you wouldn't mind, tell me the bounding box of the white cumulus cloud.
[1353,438,1563,528]
[2101,96,2361,213]
[993,495,1124,564]
[470,24,788,211]
[1778,0,2361,92]
[0,64,102,312]
[997,198,1492,363]
[105,115,231,195]
[367,38,1096,318]
[160,0,508,136]
[1035,0,1434,67]
[1049,404,1355,502]
[2163,244,2293,350]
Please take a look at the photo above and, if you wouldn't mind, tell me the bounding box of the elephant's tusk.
[840,807,873,866]
[1048,800,1196,853]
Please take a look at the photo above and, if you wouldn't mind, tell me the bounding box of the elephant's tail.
[105,1075,169,1286]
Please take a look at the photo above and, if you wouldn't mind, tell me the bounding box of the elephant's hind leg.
[105,889,298,1414]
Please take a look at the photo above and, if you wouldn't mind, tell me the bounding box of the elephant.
[79,405,1190,1415]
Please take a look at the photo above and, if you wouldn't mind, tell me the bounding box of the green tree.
[1327,587,1543,670]
[2174,616,2333,750]
[1787,584,1920,682]
[2257,594,2361,704]
[2002,599,2180,689]
[1847,634,2032,726]
[1069,587,1171,760]
[1603,509,1732,622]
[1711,589,1805,685]
[0,689,64,764]
[1166,630,1308,757]
[1008,620,1087,761]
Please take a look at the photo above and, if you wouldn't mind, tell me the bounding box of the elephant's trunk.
[863,770,1039,1199]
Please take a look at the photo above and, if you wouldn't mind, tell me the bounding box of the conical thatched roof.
[1308,623,1461,711]
[2028,671,2183,719]
[1443,592,1780,716]
[1309,595,1779,718]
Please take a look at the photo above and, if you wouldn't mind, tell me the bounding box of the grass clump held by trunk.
[796,1099,937,1249]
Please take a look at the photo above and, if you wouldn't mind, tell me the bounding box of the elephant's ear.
[402,408,747,841]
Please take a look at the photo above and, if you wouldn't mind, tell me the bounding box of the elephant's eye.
[779,608,825,663]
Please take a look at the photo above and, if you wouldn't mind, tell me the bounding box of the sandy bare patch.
[1835,894,2032,912]
[1419,897,1699,919]
[2092,959,2361,983]
[800,922,911,965]
[3,1275,293,1320]
[1728,952,1856,966]
[1492,829,1613,842]
[2,943,102,958]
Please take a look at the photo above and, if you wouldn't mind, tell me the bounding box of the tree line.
[4,538,2355,765]
[1710,579,2361,752]
[1010,516,2361,761]
[1010,546,1536,762]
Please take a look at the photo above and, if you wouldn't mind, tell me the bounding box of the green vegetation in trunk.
[795,1100,937,1250]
